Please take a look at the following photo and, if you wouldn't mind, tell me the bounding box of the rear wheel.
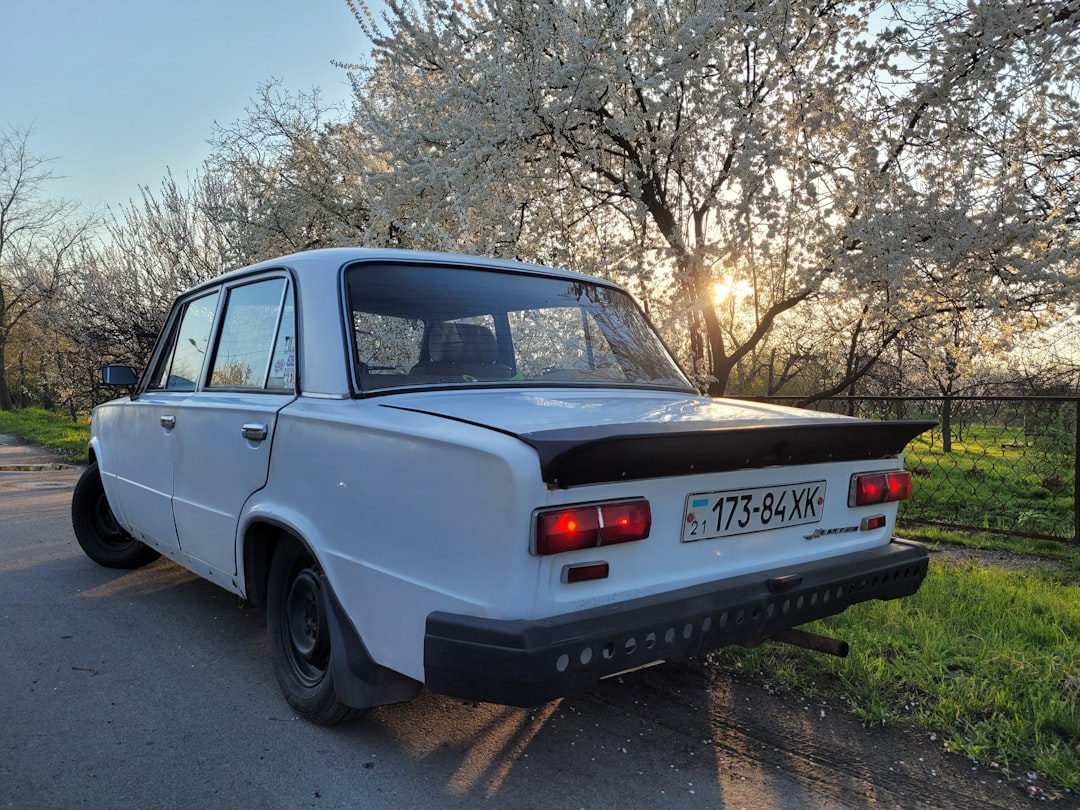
[267,540,363,724]
[71,462,160,569]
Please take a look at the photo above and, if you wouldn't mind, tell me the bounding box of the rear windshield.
[344,262,693,393]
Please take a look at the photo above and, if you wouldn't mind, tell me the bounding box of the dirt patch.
[696,544,1079,806]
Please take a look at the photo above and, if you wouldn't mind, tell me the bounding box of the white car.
[72,248,932,724]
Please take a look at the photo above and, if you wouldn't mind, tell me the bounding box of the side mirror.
[102,365,139,386]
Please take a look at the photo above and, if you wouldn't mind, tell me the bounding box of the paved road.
[0,436,1040,809]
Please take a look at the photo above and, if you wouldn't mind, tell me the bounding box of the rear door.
[170,275,297,575]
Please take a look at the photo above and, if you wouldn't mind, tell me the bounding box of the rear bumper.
[424,539,928,707]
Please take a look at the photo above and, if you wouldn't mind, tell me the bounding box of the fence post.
[1074,399,1079,545]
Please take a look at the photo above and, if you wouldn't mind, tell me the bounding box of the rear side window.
[209,278,292,390]
[265,285,296,390]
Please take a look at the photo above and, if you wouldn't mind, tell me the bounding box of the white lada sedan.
[72,248,932,724]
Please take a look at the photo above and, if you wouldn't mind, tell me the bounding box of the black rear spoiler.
[517,420,937,488]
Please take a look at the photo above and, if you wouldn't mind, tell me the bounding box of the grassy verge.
[710,557,1080,792]
[0,407,91,463]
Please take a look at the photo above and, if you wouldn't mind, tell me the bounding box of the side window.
[209,278,289,389]
[148,290,221,391]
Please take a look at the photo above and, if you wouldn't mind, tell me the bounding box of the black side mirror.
[101,365,138,386]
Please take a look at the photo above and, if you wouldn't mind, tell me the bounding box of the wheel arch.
[243,519,422,710]
[240,519,295,608]
[86,434,104,470]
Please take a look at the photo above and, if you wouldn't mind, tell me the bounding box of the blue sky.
[2,0,370,210]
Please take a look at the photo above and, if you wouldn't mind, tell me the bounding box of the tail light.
[534,499,651,556]
[849,470,912,506]
[599,501,651,544]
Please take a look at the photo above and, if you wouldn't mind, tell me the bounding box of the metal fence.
[746,396,1080,545]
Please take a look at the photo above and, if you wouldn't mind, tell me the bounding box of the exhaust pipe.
[770,628,849,658]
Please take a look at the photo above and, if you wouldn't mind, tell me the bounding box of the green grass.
[710,558,1080,791]
[0,407,91,463]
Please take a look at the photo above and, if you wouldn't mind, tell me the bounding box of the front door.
[107,289,221,551]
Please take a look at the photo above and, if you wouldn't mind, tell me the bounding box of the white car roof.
[179,248,631,397]
[199,247,620,293]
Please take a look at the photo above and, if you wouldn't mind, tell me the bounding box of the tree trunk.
[0,285,10,409]
[941,395,953,454]
[679,257,729,397]
[0,338,11,411]
[700,294,727,397]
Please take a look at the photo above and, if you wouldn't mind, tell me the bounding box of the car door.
[108,288,222,550]
[169,275,297,575]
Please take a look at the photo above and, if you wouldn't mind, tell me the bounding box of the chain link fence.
[747,396,1079,545]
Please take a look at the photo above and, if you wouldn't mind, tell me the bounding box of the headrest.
[429,322,498,365]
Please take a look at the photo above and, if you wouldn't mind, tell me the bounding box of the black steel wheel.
[267,540,362,724]
[70,462,160,569]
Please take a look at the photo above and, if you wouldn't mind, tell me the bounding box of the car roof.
[188,247,622,295]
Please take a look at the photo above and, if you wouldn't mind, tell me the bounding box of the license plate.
[682,480,827,542]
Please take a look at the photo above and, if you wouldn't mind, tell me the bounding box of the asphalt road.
[0,435,1044,809]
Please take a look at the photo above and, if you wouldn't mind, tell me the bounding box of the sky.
[2,0,372,211]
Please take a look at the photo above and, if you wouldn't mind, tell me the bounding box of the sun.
[713,278,753,303]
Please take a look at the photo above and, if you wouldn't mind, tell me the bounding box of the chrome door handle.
[160,414,176,429]
[241,423,268,441]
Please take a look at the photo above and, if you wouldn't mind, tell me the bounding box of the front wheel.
[71,462,160,569]
[267,540,363,725]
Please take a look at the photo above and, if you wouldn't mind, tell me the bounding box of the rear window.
[345,263,691,393]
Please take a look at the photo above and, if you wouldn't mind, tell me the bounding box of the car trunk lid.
[380,389,934,487]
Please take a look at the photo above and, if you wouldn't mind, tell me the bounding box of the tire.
[267,540,363,725]
[71,462,161,569]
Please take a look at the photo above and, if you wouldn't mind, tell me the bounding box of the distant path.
[0,432,80,470]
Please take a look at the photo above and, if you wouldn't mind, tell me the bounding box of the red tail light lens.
[535,507,600,554]
[534,500,651,556]
[850,471,912,506]
[888,471,912,501]
[600,501,652,545]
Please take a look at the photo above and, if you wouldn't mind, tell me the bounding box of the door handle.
[241,423,268,441]
[160,414,176,429]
